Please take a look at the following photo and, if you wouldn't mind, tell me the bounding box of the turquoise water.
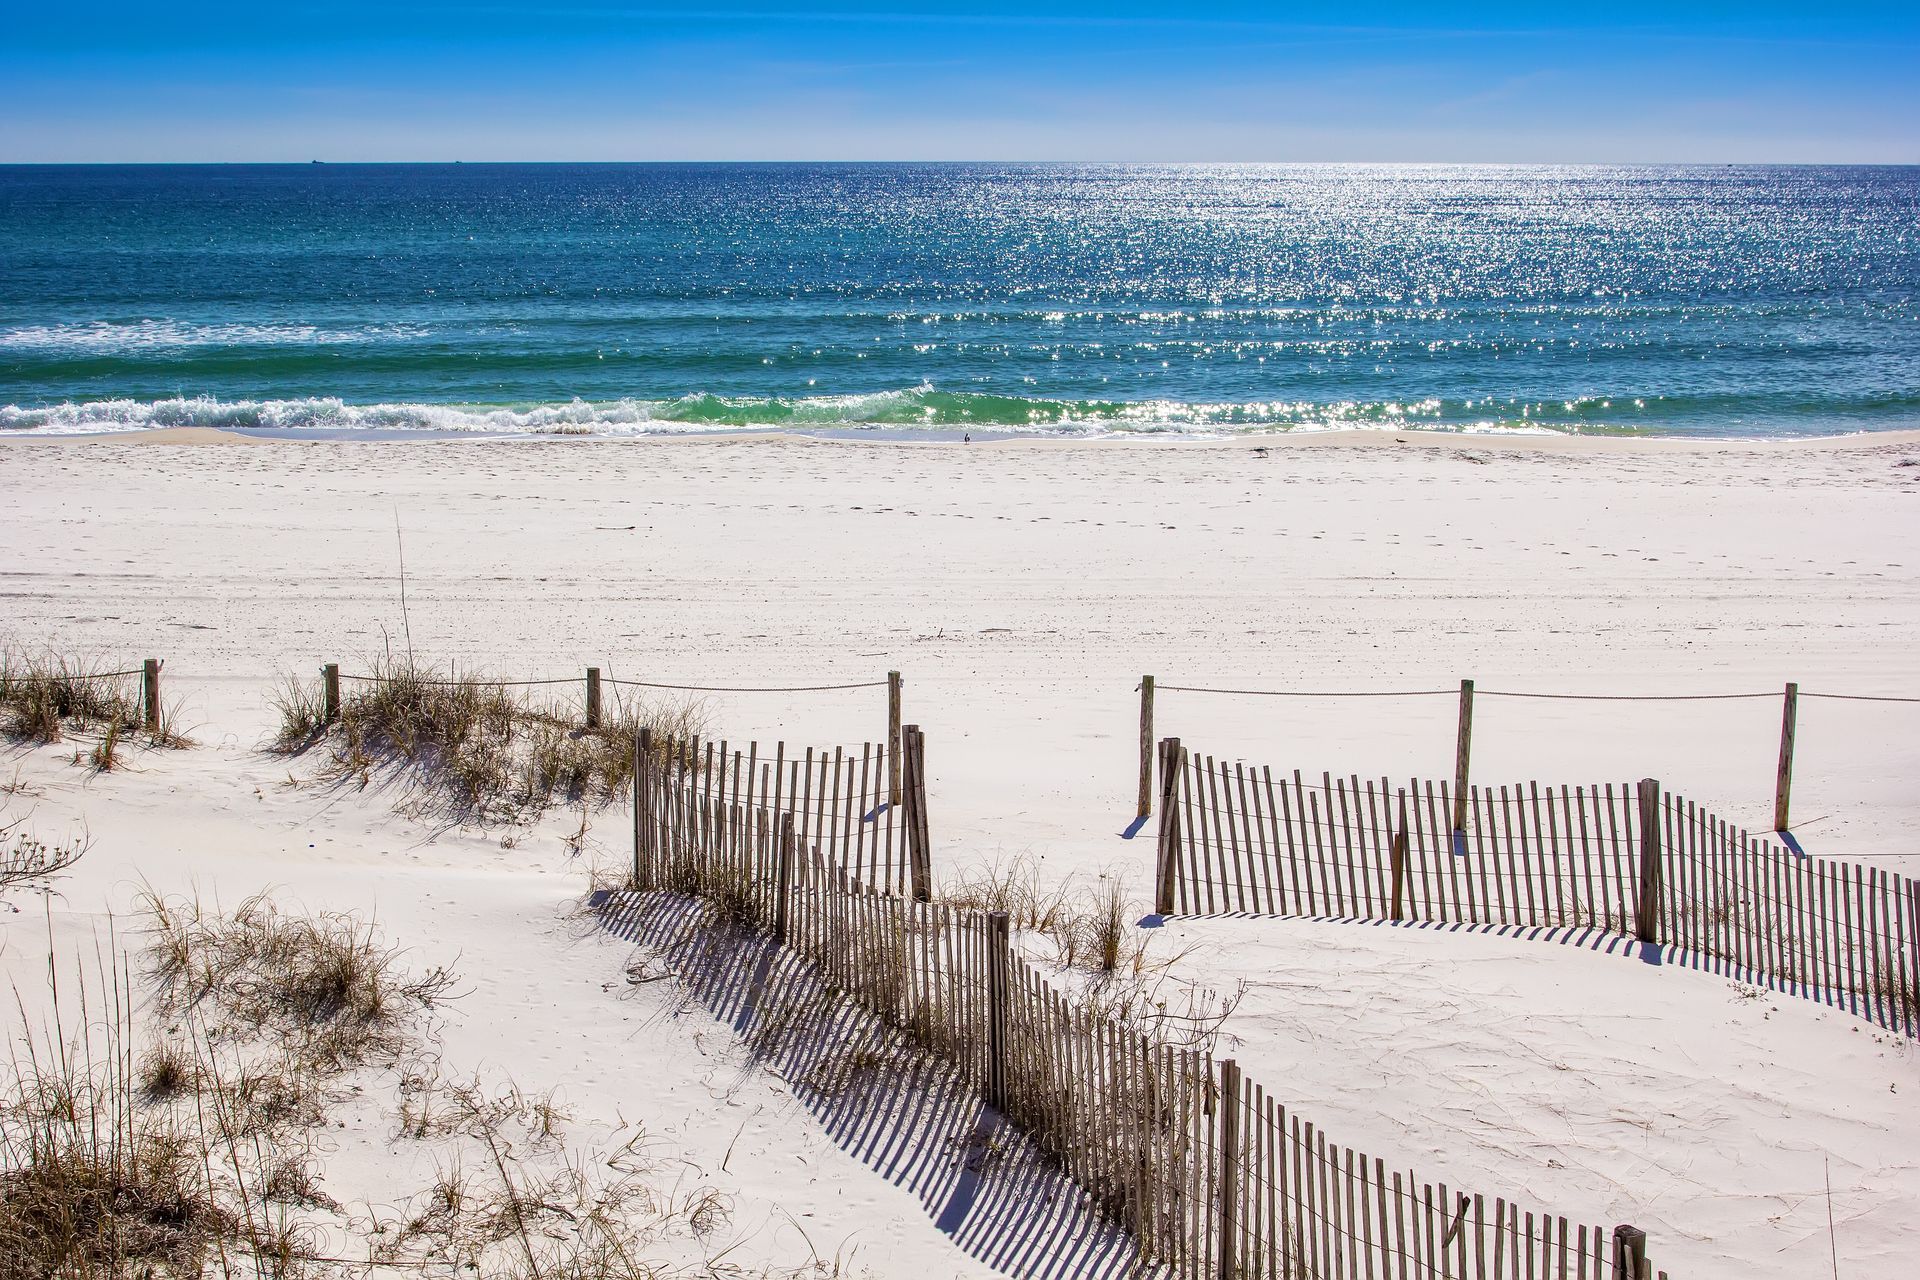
[2,163,1916,438]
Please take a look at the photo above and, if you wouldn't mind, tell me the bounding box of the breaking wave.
[0,388,1650,438]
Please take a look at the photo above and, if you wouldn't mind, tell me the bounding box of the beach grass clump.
[0,1061,232,1280]
[142,890,455,1072]
[1051,878,1135,974]
[945,857,1151,975]
[943,853,1073,933]
[267,673,330,750]
[0,647,192,754]
[0,648,139,745]
[8,892,794,1280]
[271,655,707,821]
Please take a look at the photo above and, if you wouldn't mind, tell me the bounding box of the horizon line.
[5,158,1919,167]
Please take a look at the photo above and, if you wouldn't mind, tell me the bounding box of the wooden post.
[1773,681,1797,832]
[1137,675,1155,819]
[1610,1224,1647,1280]
[774,812,795,945]
[1635,778,1663,945]
[1909,882,1920,1038]
[887,671,903,807]
[1216,1057,1242,1280]
[986,911,1010,1113]
[903,725,932,902]
[585,667,602,729]
[632,727,652,889]
[322,663,341,724]
[141,658,161,732]
[1452,678,1474,834]
[1154,737,1183,914]
[1390,788,1410,922]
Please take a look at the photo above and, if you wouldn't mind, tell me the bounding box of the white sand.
[2,431,1917,1276]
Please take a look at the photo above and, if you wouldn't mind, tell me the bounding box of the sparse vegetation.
[0,810,87,893]
[945,855,1156,976]
[270,656,707,822]
[5,897,831,1280]
[0,647,191,753]
[141,890,456,1072]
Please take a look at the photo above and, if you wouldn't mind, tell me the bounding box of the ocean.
[1,163,1916,439]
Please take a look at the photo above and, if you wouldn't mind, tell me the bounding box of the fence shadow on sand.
[592,889,1145,1280]
[1159,909,1904,1029]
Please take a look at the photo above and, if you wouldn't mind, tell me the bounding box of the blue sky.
[4,2,1917,162]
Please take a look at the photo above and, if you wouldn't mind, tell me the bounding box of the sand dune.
[2,432,1916,1276]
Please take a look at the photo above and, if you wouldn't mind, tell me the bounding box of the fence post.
[141,658,161,732]
[1909,881,1920,1038]
[986,911,1010,1113]
[1154,737,1183,914]
[1773,681,1797,832]
[322,663,341,724]
[1635,778,1663,945]
[775,811,795,945]
[1137,675,1156,819]
[632,727,652,889]
[1452,678,1474,834]
[1390,788,1410,922]
[585,667,602,729]
[1216,1057,1242,1280]
[903,725,932,902]
[887,671,903,807]
[1610,1224,1647,1280]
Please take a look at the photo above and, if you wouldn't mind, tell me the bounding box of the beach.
[2,429,1917,1277]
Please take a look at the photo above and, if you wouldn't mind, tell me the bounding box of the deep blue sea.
[2,163,1916,438]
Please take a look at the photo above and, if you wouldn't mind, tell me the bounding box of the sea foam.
[0,390,1580,438]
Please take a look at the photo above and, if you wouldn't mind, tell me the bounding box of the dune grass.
[269,656,707,822]
[943,854,1155,976]
[6,893,818,1280]
[0,647,191,757]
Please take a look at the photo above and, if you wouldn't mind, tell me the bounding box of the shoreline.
[7,423,1920,452]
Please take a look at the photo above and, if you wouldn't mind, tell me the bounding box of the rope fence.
[315,661,908,807]
[1135,674,1918,833]
[336,672,580,688]
[605,676,888,693]
[0,656,167,732]
[1150,682,1916,703]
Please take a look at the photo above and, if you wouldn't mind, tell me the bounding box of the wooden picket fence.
[632,724,929,898]
[1154,740,1920,1036]
[631,733,1667,1280]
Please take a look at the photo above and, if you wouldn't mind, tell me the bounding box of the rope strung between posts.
[1153,685,1454,698]
[1800,692,1920,704]
[45,667,150,681]
[1156,683,1917,703]
[335,672,579,688]
[1476,689,1775,702]
[605,677,887,693]
[333,671,885,693]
